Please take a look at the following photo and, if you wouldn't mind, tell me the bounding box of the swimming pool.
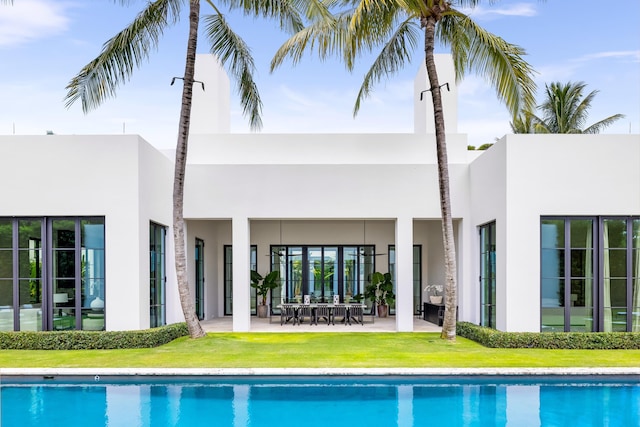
[2,376,639,426]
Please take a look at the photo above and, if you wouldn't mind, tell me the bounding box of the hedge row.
[456,322,640,349]
[0,323,189,350]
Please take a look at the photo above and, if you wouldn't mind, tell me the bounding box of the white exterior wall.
[470,134,640,332]
[138,142,175,327]
[0,135,172,331]
[469,140,508,329]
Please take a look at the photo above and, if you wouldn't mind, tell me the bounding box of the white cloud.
[462,2,538,19]
[0,0,70,47]
[577,50,640,63]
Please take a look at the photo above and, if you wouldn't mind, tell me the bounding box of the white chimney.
[413,54,458,134]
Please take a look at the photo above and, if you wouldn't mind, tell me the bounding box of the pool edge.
[2,367,640,378]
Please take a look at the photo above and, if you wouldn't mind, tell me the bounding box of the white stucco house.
[1,55,638,334]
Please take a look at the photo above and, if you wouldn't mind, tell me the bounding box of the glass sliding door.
[0,219,12,331]
[0,217,104,332]
[288,247,303,302]
[480,222,496,329]
[224,246,232,315]
[541,219,565,332]
[80,219,105,331]
[568,219,594,332]
[602,219,625,331]
[343,247,358,302]
[323,247,338,301]
[308,247,322,300]
[307,247,338,302]
[271,245,373,305]
[633,219,640,332]
[52,219,77,329]
[602,217,640,332]
[541,216,640,333]
[149,222,166,328]
[195,238,204,320]
[360,247,374,306]
[271,246,285,309]
[19,220,43,331]
[540,218,595,332]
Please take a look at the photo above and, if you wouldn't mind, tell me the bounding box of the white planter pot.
[429,296,443,304]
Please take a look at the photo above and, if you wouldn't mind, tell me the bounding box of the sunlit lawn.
[1,333,639,369]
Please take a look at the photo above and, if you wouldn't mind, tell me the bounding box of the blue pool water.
[1,376,639,427]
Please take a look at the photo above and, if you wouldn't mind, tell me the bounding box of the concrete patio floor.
[201,315,441,333]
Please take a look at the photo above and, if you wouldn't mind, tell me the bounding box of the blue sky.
[1,0,638,149]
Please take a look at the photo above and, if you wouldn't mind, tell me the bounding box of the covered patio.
[201,316,442,333]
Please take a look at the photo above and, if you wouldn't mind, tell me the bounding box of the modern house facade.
[1,55,638,334]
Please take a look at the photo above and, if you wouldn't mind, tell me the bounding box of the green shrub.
[0,323,189,350]
[457,322,640,349]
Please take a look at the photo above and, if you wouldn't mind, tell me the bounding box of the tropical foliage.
[250,270,280,306]
[363,272,395,307]
[63,0,304,338]
[511,81,625,134]
[271,0,536,340]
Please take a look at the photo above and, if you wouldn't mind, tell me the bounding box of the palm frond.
[537,81,624,134]
[215,0,306,34]
[353,17,420,116]
[581,114,625,134]
[65,0,182,113]
[204,13,263,130]
[439,10,537,116]
[350,0,410,47]
[270,11,353,70]
[510,110,541,134]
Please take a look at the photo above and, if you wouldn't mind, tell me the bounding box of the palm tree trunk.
[423,15,458,341]
[173,0,205,338]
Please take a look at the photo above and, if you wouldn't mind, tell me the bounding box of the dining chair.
[280,304,296,325]
[314,304,331,325]
[296,304,312,325]
[348,305,364,325]
[331,304,348,325]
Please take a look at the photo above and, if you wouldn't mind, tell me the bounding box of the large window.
[480,222,496,328]
[0,217,105,332]
[541,217,639,332]
[150,222,166,328]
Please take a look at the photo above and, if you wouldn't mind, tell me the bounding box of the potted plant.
[250,270,279,318]
[364,272,395,317]
[425,284,443,304]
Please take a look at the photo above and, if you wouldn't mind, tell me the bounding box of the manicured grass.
[1,332,639,369]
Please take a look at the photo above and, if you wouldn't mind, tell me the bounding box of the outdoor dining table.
[276,303,367,325]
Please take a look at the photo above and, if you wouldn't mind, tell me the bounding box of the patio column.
[396,216,414,332]
[232,216,251,332]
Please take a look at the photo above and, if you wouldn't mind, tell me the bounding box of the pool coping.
[2,367,640,378]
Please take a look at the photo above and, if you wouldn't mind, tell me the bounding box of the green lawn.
[1,333,639,368]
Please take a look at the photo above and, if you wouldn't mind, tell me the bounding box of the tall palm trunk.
[423,13,458,340]
[173,0,205,338]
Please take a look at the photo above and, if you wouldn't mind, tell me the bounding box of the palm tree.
[272,1,536,339]
[64,0,303,338]
[512,81,625,134]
